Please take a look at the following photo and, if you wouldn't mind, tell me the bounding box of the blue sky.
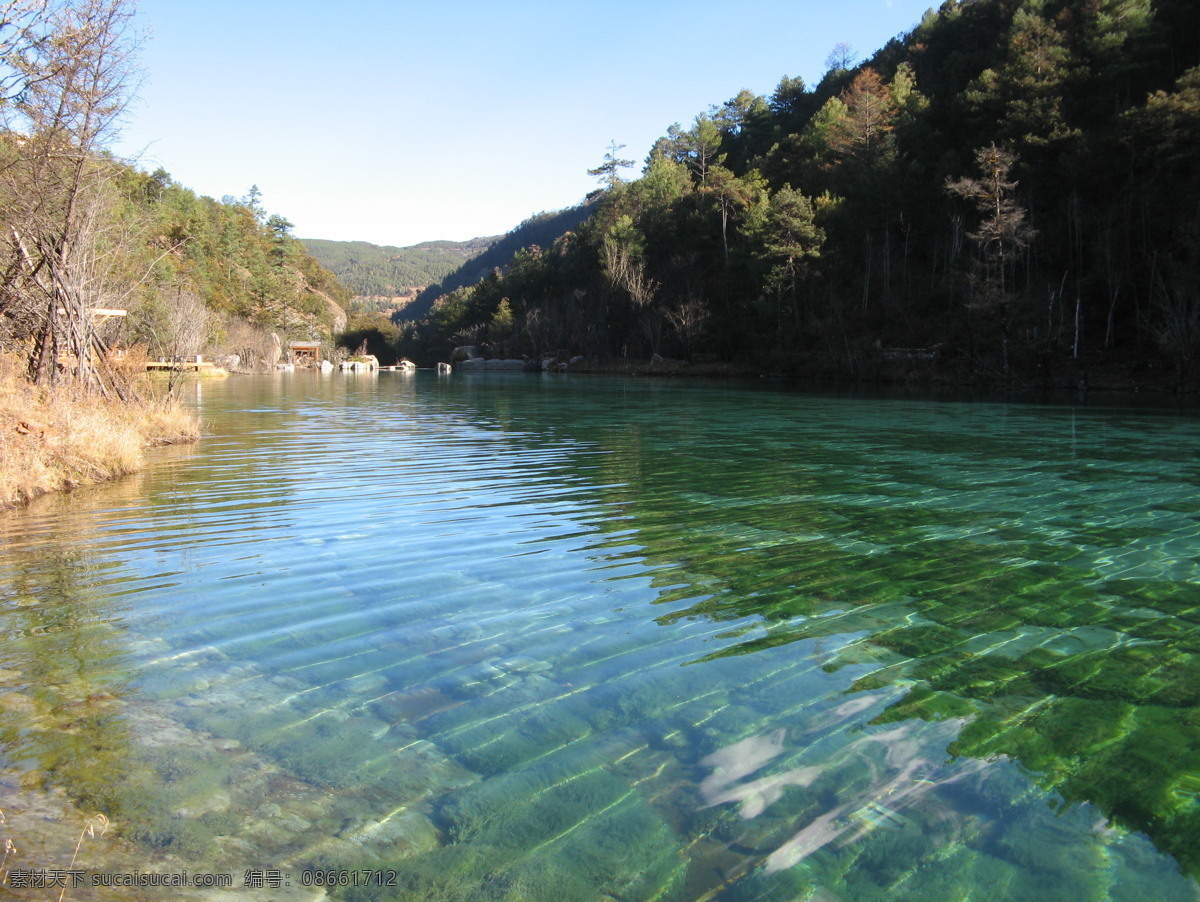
[116,0,934,247]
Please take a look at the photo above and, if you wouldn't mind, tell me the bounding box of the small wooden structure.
[146,357,219,373]
[288,340,322,367]
[86,307,128,324]
[54,308,127,371]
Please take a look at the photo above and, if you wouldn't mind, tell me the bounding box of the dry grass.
[0,354,201,508]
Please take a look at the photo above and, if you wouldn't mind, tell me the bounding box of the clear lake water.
[1,372,1199,901]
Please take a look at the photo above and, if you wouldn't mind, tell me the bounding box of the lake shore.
[569,345,1194,396]
[0,362,201,509]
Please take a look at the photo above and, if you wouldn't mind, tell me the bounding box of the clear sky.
[115,0,934,248]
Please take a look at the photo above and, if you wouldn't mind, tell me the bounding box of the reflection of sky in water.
[697,717,979,873]
[0,374,1197,900]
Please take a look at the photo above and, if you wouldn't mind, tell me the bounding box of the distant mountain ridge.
[300,235,498,299]
[414,204,595,313]
[304,202,595,324]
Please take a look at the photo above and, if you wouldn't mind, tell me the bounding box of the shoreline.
[7,352,1190,512]
[0,370,201,510]
[562,348,1198,398]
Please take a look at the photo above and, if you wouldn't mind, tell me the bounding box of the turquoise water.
[1,373,1199,900]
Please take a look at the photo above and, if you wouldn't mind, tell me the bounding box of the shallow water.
[1,372,1199,900]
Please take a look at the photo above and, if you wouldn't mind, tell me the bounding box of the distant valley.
[300,235,498,316]
[302,203,593,322]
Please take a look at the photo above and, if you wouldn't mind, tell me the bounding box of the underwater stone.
[345,807,441,856]
[0,691,36,713]
[243,819,293,844]
[500,656,552,674]
[721,814,800,855]
[277,812,313,833]
[520,673,556,693]
[175,789,232,818]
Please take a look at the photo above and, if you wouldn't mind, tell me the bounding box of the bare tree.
[129,286,212,391]
[825,42,856,73]
[945,144,1036,375]
[0,0,49,101]
[220,314,277,373]
[0,0,140,395]
[603,236,658,311]
[665,295,710,361]
[131,286,211,358]
[1152,264,1200,382]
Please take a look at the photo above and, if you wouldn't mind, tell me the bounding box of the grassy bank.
[0,357,201,508]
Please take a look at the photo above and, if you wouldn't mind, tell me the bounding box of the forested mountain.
[68,166,350,369]
[3,154,351,375]
[414,204,595,311]
[0,1,350,384]
[130,174,352,348]
[403,0,1200,389]
[301,236,496,299]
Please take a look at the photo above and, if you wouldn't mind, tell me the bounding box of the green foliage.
[102,168,352,351]
[393,0,1200,383]
[760,185,824,272]
[587,139,635,189]
[302,236,497,299]
[639,153,694,206]
[337,311,404,363]
[0,139,349,365]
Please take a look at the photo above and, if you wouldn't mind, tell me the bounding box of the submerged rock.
[0,691,37,713]
[345,807,441,856]
[500,655,552,674]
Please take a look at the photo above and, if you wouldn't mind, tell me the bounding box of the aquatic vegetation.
[3,377,1200,900]
[871,687,975,724]
[872,625,964,659]
[425,765,682,901]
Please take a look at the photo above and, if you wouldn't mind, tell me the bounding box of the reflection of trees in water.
[541,396,1200,880]
[673,543,1200,877]
[0,535,138,817]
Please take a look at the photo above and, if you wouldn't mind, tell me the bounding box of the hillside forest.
[308,208,593,362]
[4,0,1198,393]
[0,0,349,392]
[392,0,1200,390]
[300,236,496,315]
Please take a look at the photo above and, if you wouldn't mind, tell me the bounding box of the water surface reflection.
[0,374,1196,900]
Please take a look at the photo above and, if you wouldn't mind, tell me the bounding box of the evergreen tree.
[588,140,635,189]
